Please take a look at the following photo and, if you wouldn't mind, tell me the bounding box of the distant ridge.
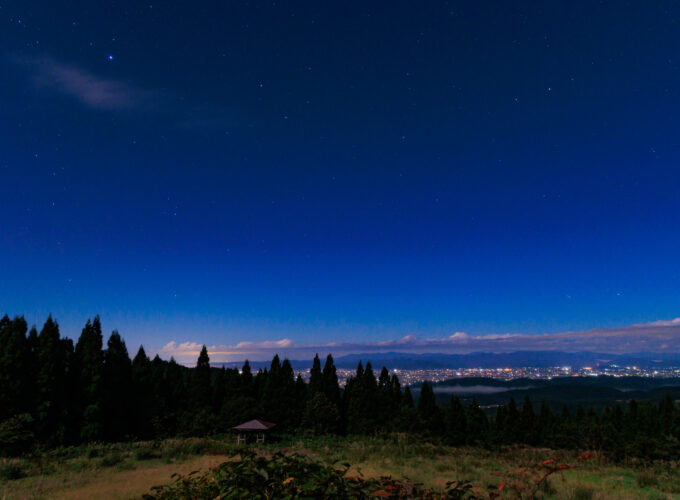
[214,350,680,370]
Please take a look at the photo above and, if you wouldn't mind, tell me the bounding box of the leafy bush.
[99,452,124,467]
[86,446,102,458]
[144,451,475,499]
[134,446,159,460]
[0,414,35,457]
[636,469,659,488]
[570,485,594,500]
[0,458,28,480]
[539,477,556,496]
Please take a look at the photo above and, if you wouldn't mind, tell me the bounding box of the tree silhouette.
[103,331,132,441]
[74,317,104,441]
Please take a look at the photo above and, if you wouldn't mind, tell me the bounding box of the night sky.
[2,2,680,359]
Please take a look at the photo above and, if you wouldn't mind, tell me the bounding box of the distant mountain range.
[215,350,680,371]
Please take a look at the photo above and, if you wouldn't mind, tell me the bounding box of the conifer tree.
[0,316,30,420]
[35,316,68,444]
[260,356,297,428]
[394,385,419,432]
[74,316,105,441]
[220,360,256,428]
[445,395,467,445]
[151,355,167,412]
[402,385,415,410]
[659,394,675,436]
[322,354,341,411]
[416,382,443,434]
[213,367,227,413]
[377,367,394,427]
[302,392,341,434]
[254,368,266,404]
[192,346,212,409]
[309,354,322,395]
[240,360,254,397]
[504,396,519,442]
[148,354,173,436]
[346,361,379,433]
[61,336,78,443]
[520,396,536,444]
[25,326,39,412]
[341,362,365,429]
[280,358,298,426]
[0,315,13,421]
[131,346,154,439]
[103,331,132,441]
[363,362,379,430]
[164,357,186,435]
[465,399,488,444]
[184,345,214,435]
[390,374,402,409]
[537,399,553,442]
[295,373,308,420]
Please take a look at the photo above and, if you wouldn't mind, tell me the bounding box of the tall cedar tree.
[184,345,214,436]
[103,331,132,441]
[74,316,104,441]
[465,399,488,444]
[163,357,186,435]
[26,326,39,414]
[213,367,227,414]
[151,355,167,419]
[35,316,68,444]
[309,354,322,395]
[192,346,212,408]
[417,382,444,434]
[346,361,379,434]
[377,367,394,427]
[0,316,31,420]
[280,358,299,427]
[322,354,342,412]
[445,395,467,445]
[394,385,419,432]
[131,346,155,439]
[520,396,537,444]
[295,374,308,413]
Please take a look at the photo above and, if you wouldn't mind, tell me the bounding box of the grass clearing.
[0,455,229,500]
[0,435,678,499]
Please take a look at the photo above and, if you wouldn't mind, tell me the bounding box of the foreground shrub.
[636,469,659,488]
[0,414,35,457]
[487,453,592,499]
[0,458,28,480]
[569,485,594,500]
[99,452,124,467]
[144,450,475,499]
[134,446,159,461]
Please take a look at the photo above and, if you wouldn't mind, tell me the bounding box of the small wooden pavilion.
[233,419,276,444]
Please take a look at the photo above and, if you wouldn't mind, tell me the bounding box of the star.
[107,54,114,61]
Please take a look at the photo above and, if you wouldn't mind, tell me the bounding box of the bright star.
[107,54,114,61]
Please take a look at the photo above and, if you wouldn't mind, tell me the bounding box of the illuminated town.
[294,365,680,387]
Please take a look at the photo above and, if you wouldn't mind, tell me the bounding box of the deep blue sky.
[1,1,679,356]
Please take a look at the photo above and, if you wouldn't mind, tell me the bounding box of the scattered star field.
[1,2,679,355]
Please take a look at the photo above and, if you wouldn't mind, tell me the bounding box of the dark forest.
[1,315,679,460]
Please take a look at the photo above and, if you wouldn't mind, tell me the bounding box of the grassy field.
[1,435,679,499]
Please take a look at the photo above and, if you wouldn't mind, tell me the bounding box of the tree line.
[1,315,679,459]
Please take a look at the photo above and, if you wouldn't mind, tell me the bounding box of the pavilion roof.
[233,419,277,431]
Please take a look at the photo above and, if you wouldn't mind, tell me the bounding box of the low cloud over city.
[158,317,680,364]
